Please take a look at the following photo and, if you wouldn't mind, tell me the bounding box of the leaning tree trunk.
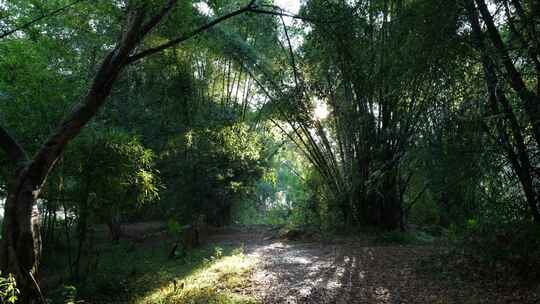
[0,172,44,303]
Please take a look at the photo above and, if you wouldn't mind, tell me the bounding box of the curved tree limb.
[126,0,257,64]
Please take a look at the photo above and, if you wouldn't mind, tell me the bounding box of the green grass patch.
[46,240,258,304]
[137,246,257,304]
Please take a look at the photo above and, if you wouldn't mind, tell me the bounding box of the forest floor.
[205,226,539,304]
[46,223,540,303]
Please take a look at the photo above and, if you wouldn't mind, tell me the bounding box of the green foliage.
[167,218,192,259]
[167,218,183,235]
[44,127,162,226]
[409,194,441,226]
[45,241,251,303]
[232,140,321,229]
[161,121,268,226]
[0,272,19,304]
[59,285,77,304]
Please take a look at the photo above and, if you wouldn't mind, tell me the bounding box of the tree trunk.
[74,201,88,280]
[465,0,540,222]
[379,171,401,230]
[0,173,43,304]
[474,0,540,152]
[107,215,122,242]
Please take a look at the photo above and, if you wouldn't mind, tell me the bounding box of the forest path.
[206,226,534,304]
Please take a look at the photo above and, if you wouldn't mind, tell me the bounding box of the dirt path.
[207,226,538,304]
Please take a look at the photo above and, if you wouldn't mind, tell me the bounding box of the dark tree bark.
[465,0,540,222]
[74,198,88,279]
[0,173,43,303]
[106,218,122,242]
[379,170,401,230]
[474,0,540,152]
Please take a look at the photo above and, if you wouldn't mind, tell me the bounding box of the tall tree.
[464,0,540,222]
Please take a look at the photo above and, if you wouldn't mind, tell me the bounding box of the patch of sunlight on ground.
[136,247,258,304]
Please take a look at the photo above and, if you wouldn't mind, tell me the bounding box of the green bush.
[454,220,540,281]
[409,195,440,226]
[0,272,19,304]
[48,285,78,304]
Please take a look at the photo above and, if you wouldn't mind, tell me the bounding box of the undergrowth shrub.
[375,229,435,245]
[409,196,441,226]
[0,272,18,304]
[452,220,540,282]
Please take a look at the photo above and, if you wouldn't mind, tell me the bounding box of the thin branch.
[248,8,318,23]
[404,184,428,214]
[126,0,257,64]
[280,14,300,89]
[0,0,85,40]
[254,4,341,24]
[475,0,530,95]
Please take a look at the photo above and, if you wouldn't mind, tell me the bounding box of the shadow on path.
[211,227,539,304]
